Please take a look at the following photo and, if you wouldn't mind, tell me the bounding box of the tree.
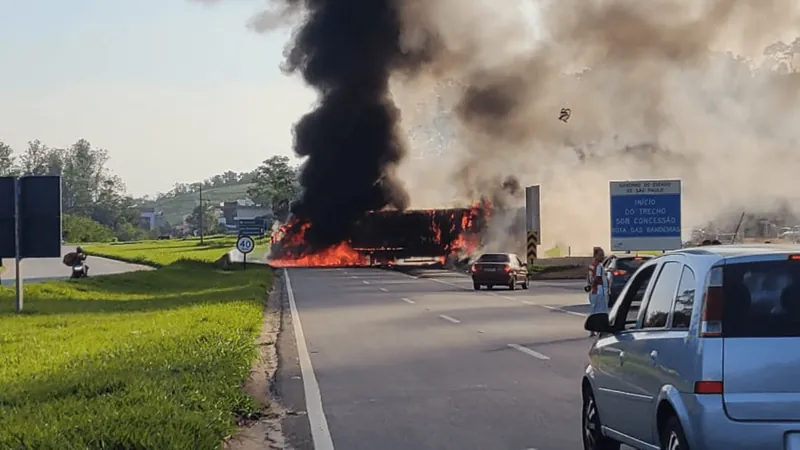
[185,203,220,234]
[62,214,116,243]
[91,176,139,230]
[247,155,300,221]
[19,140,58,175]
[0,141,15,176]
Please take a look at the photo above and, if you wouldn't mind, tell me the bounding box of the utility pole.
[199,185,204,244]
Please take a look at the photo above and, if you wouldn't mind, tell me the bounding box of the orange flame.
[268,200,491,268]
[269,241,367,267]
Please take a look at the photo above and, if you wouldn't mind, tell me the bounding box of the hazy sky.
[0,0,316,197]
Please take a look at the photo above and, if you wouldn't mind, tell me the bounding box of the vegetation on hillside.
[0,239,272,449]
[1,139,301,242]
[0,139,153,242]
[140,183,253,226]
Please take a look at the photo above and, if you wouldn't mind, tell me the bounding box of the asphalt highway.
[0,246,152,285]
[277,266,634,450]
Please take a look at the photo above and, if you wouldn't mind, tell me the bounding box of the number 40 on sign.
[236,235,255,270]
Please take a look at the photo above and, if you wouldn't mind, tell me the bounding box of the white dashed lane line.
[379,287,388,292]
[508,343,550,360]
[398,272,587,318]
[401,298,415,304]
[362,280,370,285]
[439,314,461,324]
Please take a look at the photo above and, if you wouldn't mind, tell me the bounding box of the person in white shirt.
[587,247,610,336]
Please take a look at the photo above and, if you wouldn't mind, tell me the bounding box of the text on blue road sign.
[610,194,681,237]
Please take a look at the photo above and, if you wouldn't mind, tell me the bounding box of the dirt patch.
[223,274,289,450]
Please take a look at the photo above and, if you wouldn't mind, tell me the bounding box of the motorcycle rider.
[73,246,89,276]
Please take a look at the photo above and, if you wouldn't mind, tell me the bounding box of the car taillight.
[612,270,627,276]
[471,265,478,273]
[694,380,724,394]
[700,266,724,337]
[504,265,512,272]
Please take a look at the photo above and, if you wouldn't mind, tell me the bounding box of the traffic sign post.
[0,175,62,313]
[236,235,255,270]
[525,185,541,267]
[610,179,682,252]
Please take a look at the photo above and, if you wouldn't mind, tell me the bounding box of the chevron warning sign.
[527,231,539,265]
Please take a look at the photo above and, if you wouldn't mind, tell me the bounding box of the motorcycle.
[70,263,88,279]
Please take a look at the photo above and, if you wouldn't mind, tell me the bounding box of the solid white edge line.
[401,297,415,304]
[284,269,336,450]
[508,343,550,360]
[439,314,461,324]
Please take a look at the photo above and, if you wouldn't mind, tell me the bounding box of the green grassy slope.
[143,183,254,225]
[0,239,273,449]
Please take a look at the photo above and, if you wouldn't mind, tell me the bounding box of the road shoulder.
[224,270,290,450]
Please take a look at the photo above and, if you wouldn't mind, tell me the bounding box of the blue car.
[582,244,800,449]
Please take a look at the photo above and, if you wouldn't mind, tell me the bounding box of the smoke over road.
[238,0,445,250]
[202,0,800,253]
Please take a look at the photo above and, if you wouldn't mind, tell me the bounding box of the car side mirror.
[584,313,613,333]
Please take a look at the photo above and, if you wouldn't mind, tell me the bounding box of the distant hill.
[143,183,254,225]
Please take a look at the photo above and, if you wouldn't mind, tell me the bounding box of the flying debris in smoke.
[558,108,571,123]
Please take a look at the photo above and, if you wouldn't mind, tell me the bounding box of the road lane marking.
[379,287,388,292]
[283,270,335,450]
[508,343,550,360]
[351,275,358,279]
[389,269,590,318]
[362,280,370,285]
[439,314,461,324]
[401,297,415,304]
[522,300,587,317]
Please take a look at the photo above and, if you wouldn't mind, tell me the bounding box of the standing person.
[587,246,610,336]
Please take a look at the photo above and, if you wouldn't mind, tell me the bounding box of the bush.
[62,215,115,243]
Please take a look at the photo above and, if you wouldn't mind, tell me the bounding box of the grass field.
[0,238,273,449]
[85,235,270,267]
[141,183,254,225]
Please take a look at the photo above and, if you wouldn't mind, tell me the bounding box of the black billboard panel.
[19,176,62,258]
[0,177,16,258]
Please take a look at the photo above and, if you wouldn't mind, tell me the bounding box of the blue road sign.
[609,179,682,251]
[237,218,265,237]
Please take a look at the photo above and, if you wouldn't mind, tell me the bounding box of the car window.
[723,259,800,338]
[478,254,510,263]
[672,266,696,329]
[641,262,682,329]
[609,265,657,331]
[617,257,649,272]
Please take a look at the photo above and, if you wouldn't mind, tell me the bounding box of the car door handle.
[619,351,626,366]
[649,350,658,366]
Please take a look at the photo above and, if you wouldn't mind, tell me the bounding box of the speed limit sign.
[236,235,255,254]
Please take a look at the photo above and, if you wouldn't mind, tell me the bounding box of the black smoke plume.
[276,0,436,250]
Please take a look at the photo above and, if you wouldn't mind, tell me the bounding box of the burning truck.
[268,201,491,267]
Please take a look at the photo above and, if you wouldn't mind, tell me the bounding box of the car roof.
[666,244,800,259]
[612,254,654,259]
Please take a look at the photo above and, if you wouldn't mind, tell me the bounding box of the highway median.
[0,236,276,450]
